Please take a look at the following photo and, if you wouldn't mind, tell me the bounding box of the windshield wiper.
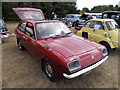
[43,32,73,40]
[44,34,61,40]
[64,32,73,35]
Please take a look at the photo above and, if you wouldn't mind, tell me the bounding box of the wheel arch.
[99,40,115,49]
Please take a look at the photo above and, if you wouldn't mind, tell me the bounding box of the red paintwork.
[14,8,107,78]
[13,8,45,20]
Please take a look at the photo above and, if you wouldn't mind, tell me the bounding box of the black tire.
[18,41,25,51]
[43,61,58,82]
[16,38,19,45]
[100,42,111,53]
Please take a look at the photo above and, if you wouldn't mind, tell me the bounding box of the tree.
[90,5,119,13]
[2,2,79,20]
[82,7,89,12]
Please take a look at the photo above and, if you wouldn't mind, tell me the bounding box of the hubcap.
[19,43,22,49]
[45,63,53,77]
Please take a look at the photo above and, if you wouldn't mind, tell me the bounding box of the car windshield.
[106,21,119,30]
[36,22,72,40]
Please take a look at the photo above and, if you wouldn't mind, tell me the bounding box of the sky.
[76,0,120,10]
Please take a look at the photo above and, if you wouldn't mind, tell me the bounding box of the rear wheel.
[16,38,19,45]
[43,61,58,82]
[18,41,25,50]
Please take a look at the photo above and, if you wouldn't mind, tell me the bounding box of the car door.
[81,21,105,42]
[81,21,95,39]
[90,21,106,43]
[24,22,47,60]
[16,22,27,47]
[23,22,38,56]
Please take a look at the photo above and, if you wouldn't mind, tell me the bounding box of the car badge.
[91,56,94,59]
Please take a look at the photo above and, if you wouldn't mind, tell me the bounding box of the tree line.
[2,2,120,21]
[2,2,79,21]
[82,5,120,13]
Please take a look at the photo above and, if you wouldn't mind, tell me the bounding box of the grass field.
[2,21,118,88]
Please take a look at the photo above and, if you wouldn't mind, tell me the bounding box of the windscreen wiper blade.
[44,34,61,40]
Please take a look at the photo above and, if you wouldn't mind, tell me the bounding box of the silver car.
[64,14,85,26]
[0,19,9,39]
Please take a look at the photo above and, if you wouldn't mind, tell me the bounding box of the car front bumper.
[63,56,108,79]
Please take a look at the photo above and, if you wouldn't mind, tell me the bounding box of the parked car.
[0,19,9,39]
[64,14,85,26]
[102,11,120,26]
[13,8,108,81]
[77,19,119,51]
[53,18,72,28]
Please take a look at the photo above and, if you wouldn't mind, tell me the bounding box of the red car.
[13,8,108,81]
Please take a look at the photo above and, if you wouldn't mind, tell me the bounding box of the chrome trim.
[110,40,119,44]
[63,56,108,79]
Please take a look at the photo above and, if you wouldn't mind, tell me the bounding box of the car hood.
[45,35,100,58]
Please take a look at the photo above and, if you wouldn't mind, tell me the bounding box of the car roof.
[88,19,115,22]
[102,11,120,14]
[66,14,81,16]
[22,19,62,24]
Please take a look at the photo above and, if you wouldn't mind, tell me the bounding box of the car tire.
[17,38,19,45]
[101,42,111,53]
[43,61,58,82]
[18,41,25,51]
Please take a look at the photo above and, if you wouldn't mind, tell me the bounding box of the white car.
[0,19,9,40]
[64,14,85,26]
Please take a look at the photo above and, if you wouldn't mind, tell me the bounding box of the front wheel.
[43,61,58,82]
[18,41,25,50]
[101,42,111,53]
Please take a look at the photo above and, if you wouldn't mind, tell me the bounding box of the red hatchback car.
[13,8,108,81]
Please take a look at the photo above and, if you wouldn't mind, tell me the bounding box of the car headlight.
[67,60,81,72]
[102,48,108,56]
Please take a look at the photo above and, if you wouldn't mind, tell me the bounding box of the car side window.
[85,21,95,28]
[85,21,104,30]
[66,15,69,18]
[25,23,35,39]
[69,15,74,18]
[18,23,26,33]
[94,21,104,30]
[84,21,91,28]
